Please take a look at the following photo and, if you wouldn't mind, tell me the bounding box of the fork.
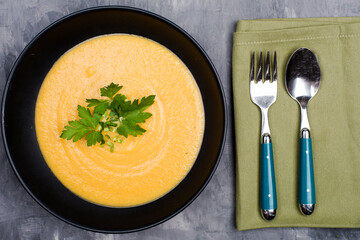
[250,51,278,221]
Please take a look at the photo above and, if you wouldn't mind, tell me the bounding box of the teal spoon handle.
[299,130,316,215]
[260,135,277,220]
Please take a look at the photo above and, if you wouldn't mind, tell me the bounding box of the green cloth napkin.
[233,17,360,231]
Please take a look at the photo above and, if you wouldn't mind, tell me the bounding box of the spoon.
[285,48,320,215]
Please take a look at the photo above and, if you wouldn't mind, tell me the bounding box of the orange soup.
[35,34,204,207]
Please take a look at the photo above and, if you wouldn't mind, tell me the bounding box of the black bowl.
[1,6,226,233]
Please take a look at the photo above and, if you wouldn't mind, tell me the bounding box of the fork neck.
[300,104,311,138]
[260,108,271,142]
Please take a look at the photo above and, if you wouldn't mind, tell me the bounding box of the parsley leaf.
[100,83,122,99]
[116,120,146,138]
[111,94,155,137]
[86,99,105,107]
[60,105,104,145]
[60,121,91,142]
[86,99,109,115]
[85,131,104,146]
[78,105,101,129]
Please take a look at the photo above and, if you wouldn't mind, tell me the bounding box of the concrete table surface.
[1,0,360,239]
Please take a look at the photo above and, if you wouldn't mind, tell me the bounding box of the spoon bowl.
[286,48,321,106]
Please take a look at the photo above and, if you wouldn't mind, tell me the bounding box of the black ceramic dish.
[2,6,226,233]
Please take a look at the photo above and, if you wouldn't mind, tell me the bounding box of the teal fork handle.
[299,138,316,215]
[260,142,277,220]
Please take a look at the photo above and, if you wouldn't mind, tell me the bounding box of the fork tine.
[250,51,255,82]
[265,51,271,81]
[273,51,277,82]
[256,52,263,82]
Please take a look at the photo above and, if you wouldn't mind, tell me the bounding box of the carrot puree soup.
[35,34,205,207]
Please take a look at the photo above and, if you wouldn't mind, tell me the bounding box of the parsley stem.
[106,141,114,152]
[100,109,111,122]
[95,124,102,132]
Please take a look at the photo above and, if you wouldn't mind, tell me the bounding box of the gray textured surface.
[1,0,360,239]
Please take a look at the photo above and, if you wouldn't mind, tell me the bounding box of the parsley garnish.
[60,83,155,151]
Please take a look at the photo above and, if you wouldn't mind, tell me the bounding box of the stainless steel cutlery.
[250,51,278,220]
[285,48,320,215]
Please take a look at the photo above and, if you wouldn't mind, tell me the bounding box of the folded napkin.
[233,17,360,231]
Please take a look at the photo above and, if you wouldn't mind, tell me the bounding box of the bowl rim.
[1,5,228,233]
